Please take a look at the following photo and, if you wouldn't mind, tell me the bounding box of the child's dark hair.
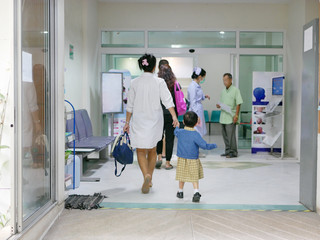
[183,111,198,127]
[138,54,156,72]
[191,67,206,79]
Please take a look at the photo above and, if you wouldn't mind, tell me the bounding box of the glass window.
[101,31,145,48]
[114,56,143,77]
[240,32,283,48]
[21,0,52,222]
[148,31,236,48]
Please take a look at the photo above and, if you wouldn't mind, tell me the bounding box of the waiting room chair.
[207,110,221,135]
[204,110,210,123]
[239,111,252,139]
[204,110,214,135]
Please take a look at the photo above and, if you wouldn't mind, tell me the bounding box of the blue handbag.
[111,132,133,177]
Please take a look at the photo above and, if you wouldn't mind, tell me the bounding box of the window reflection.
[21,0,51,221]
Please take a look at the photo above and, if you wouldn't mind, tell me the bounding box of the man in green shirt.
[216,73,243,158]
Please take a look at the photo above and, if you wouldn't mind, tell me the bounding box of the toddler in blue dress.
[174,111,217,202]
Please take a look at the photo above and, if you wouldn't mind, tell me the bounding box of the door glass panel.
[238,55,283,149]
[240,32,283,48]
[102,54,142,78]
[101,31,145,48]
[148,31,236,48]
[21,0,51,221]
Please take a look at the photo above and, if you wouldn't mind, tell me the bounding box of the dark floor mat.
[65,193,107,210]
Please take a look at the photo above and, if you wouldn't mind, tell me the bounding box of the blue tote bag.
[111,132,133,177]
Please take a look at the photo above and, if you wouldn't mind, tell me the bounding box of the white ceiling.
[99,0,291,3]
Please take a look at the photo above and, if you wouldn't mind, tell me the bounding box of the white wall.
[64,0,101,135]
[98,3,288,30]
[83,0,101,135]
[285,0,318,158]
[198,54,230,114]
[287,0,319,155]
[285,0,305,160]
[64,0,84,110]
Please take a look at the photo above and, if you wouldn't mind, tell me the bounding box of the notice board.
[101,72,123,114]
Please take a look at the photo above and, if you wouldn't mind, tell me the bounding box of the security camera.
[189,49,195,53]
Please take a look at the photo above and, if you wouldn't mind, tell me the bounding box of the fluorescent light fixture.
[220,31,225,34]
[171,44,182,48]
[41,31,49,34]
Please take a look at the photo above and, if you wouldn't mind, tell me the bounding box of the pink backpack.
[174,81,187,116]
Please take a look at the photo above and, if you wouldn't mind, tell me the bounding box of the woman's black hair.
[191,68,206,79]
[138,54,156,72]
[183,111,198,127]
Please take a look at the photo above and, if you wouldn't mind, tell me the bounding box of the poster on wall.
[252,72,284,154]
[101,72,123,114]
[107,69,132,136]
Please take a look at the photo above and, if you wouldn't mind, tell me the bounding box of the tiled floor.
[44,209,320,240]
[69,135,300,206]
[43,134,319,240]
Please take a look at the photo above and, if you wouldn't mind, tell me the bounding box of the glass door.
[238,55,283,149]
[18,0,54,230]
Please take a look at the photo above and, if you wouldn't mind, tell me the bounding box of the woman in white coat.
[187,67,210,137]
[124,54,179,194]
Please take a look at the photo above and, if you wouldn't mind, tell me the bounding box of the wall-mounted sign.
[69,44,74,60]
[304,26,313,52]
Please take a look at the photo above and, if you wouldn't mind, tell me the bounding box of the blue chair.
[207,110,221,135]
[240,111,252,139]
[211,110,221,123]
[204,110,210,123]
[203,110,213,135]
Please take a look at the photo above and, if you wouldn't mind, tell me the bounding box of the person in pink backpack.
[155,64,183,170]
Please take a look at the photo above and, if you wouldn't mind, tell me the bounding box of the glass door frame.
[14,0,57,233]
[236,54,285,149]
[100,30,286,145]
[100,29,287,87]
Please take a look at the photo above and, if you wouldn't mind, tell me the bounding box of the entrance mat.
[65,193,107,210]
[100,202,310,212]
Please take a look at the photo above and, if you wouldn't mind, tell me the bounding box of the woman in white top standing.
[188,67,210,137]
[124,54,179,194]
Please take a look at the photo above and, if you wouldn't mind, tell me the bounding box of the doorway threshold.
[99,202,310,212]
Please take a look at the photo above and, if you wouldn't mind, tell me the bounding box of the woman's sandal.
[142,174,151,194]
[165,164,173,170]
[155,160,162,169]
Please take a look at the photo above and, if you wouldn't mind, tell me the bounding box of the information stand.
[252,72,285,158]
